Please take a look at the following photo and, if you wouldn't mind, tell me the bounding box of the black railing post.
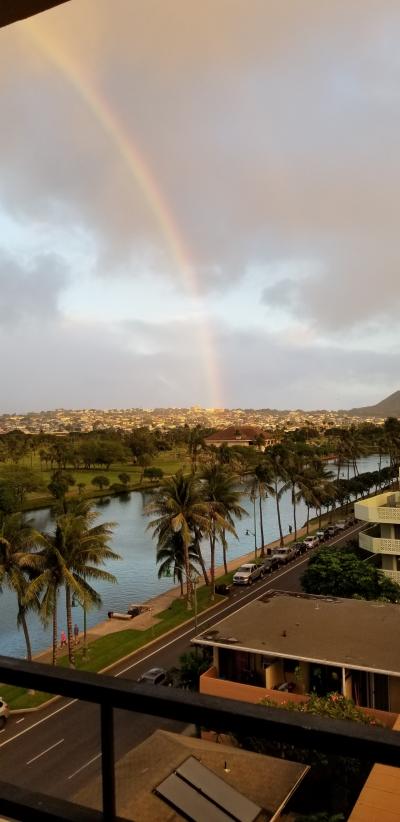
[100,703,116,820]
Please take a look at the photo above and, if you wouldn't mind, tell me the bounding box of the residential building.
[356,488,400,585]
[76,729,308,821]
[195,590,400,717]
[204,426,279,450]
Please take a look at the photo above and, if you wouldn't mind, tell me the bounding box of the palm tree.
[0,514,42,660]
[30,524,64,666]
[296,471,320,534]
[250,463,273,557]
[188,428,206,474]
[36,502,119,666]
[281,452,304,542]
[156,532,200,597]
[59,504,119,666]
[267,447,290,546]
[147,472,209,609]
[201,466,246,593]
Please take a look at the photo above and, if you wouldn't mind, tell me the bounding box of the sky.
[1,0,400,412]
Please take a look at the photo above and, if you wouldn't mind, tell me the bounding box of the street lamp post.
[246,528,257,561]
[72,595,87,658]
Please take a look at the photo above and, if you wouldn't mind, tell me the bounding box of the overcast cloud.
[1,0,400,411]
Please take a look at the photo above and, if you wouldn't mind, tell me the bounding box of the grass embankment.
[1,586,222,710]
[0,449,191,511]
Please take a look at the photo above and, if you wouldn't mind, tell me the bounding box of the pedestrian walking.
[74,624,80,645]
[288,525,293,535]
[60,630,67,648]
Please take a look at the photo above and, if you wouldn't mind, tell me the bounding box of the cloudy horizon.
[1,0,400,413]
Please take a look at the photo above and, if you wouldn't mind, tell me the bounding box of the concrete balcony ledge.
[359,531,400,555]
[382,569,400,585]
[355,492,400,524]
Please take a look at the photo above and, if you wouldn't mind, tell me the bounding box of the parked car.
[137,667,169,686]
[303,535,319,550]
[0,698,9,728]
[257,555,280,574]
[272,546,297,564]
[293,541,307,556]
[316,530,326,542]
[215,583,232,595]
[325,525,338,538]
[335,521,347,531]
[233,563,263,585]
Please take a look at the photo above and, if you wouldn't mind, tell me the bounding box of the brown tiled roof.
[205,426,271,443]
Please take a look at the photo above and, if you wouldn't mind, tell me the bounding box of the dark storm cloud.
[1,0,400,319]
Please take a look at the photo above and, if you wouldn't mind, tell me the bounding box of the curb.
[9,597,225,714]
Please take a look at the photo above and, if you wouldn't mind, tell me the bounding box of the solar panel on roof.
[177,757,261,822]
[155,772,233,822]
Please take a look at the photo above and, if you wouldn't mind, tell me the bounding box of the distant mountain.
[346,391,400,418]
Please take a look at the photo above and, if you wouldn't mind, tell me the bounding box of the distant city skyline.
[1,2,400,411]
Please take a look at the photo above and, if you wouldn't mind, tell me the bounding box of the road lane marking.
[116,523,363,677]
[26,737,64,765]
[0,700,77,750]
[16,718,25,724]
[0,522,362,745]
[67,752,101,780]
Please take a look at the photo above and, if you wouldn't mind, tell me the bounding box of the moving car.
[137,667,168,686]
[233,563,263,585]
[0,698,9,728]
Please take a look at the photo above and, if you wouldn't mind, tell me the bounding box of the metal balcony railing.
[1,655,400,821]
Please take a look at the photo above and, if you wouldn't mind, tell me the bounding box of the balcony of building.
[355,491,400,524]
[359,524,400,555]
[2,654,400,820]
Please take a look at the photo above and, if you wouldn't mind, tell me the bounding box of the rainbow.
[23,21,222,407]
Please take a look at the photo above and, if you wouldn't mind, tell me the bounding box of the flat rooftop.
[194,591,400,675]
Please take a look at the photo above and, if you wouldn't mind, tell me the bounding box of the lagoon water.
[0,454,389,658]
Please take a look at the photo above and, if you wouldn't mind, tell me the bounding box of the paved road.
[0,524,363,803]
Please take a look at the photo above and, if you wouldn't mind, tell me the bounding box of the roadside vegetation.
[301,545,400,601]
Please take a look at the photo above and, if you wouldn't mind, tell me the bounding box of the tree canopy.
[301,547,400,602]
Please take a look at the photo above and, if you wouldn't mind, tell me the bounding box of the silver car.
[137,667,168,685]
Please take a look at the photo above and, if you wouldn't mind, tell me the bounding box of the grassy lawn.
[1,586,223,710]
[0,448,191,510]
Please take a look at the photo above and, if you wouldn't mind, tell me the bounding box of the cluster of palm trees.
[0,501,118,666]
[148,438,399,608]
[147,467,246,607]
[147,446,335,606]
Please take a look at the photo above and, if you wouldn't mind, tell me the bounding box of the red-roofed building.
[204,426,279,451]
